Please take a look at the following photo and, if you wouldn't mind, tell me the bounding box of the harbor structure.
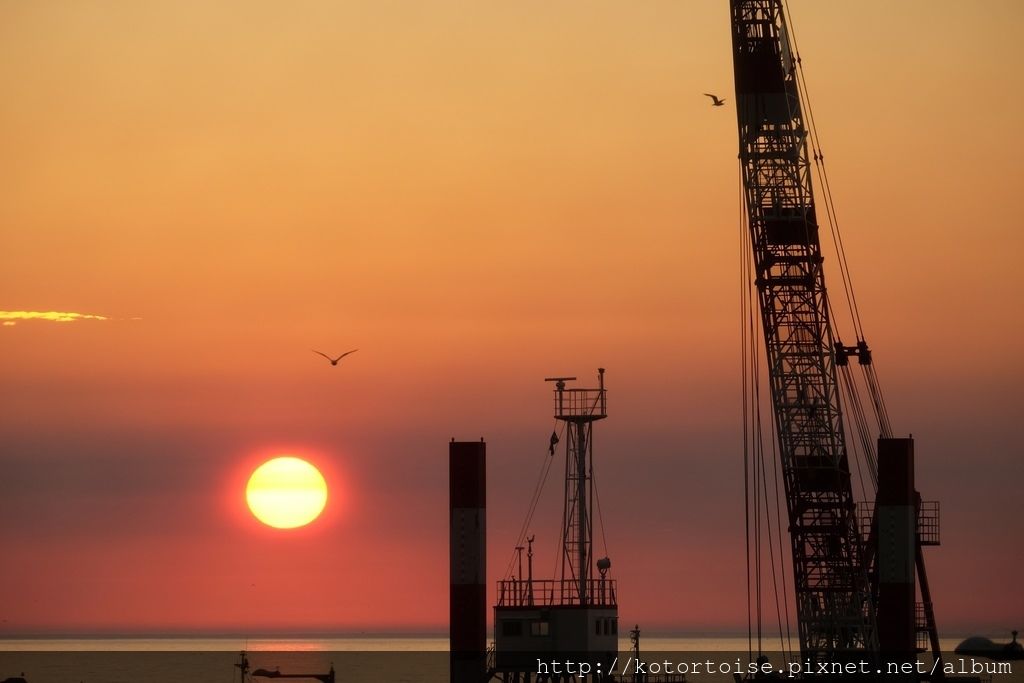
[450,439,488,683]
[492,370,617,681]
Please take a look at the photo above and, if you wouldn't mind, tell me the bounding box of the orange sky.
[1,0,1022,635]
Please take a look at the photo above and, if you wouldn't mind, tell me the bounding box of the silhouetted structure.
[955,631,1024,661]
[236,651,335,683]
[493,371,618,682]
[730,0,943,676]
[450,439,487,683]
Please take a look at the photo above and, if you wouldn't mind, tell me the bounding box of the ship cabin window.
[502,620,523,637]
[595,619,603,635]
[530,621,550,637]
[612,618,618,635]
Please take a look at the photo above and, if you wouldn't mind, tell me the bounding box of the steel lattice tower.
[549,370,607,605]
[730,0,878,663]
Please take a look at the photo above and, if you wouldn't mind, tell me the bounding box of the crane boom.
[729,0,877,662]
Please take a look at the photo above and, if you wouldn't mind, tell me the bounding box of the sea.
[0,637,1018,683]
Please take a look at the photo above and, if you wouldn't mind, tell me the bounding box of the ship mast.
[548,369,607,604]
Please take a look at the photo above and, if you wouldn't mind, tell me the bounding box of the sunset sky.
[1,0,1021,636]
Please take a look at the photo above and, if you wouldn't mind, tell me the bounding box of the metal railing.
[553,388,607,419]
[915,602,931,651]
[496,578,617,607]
[855,500,940,546]
[856,502,873,540]
[917,501,940,545]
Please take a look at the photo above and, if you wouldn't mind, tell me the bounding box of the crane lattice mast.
[729,0,878,663]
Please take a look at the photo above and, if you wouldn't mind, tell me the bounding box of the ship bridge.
[492,371,618,678]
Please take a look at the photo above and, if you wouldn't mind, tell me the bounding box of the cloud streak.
[1,310,111,326]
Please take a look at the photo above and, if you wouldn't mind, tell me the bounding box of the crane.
[728,0,942,673]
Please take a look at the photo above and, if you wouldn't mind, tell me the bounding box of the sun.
[246,456,328,529]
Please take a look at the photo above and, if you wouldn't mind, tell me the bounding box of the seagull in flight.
[313,349,358,366]
[704,93,726,107]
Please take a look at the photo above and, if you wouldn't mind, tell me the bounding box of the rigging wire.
[586,390,611,559]
[746,4,803,659]
[741,0,893,661]
[842,363,877,498]
[752,331,762,653]
[740,112,794,662]
[591,461,610,560]
[825,291,879,494]
[739,164,762,654]
[863,363,893,438]
[784,0,890,482]
[739,159,754,662]
[749,296,793,657]
[760,428,788,660]
[502,419,564,581]
[768,399,795,659]
[748,222,765,655]
[739,0,914,667]
[784,0,894,455]
[782,0,891,654]
[782,0,866,344]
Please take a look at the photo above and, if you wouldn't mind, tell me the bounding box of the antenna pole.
[526,535,535,606]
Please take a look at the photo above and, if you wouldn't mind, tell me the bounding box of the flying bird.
[313,349,358,366]
[704,93,726,107]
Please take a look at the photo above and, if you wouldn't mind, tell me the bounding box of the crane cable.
[741,1,897,665]
[739,159,753,661]
[782,0,866,344]
[739,160,794,662]
[784,0,891,461]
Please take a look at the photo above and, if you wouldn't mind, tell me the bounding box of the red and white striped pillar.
[876,437,916,665]
[449,439,486,683]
